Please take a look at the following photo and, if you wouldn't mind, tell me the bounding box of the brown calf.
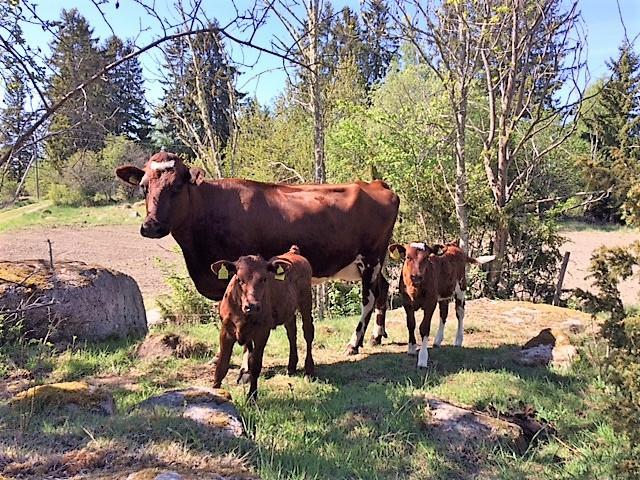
[388,241,494,368]
[211,245,314,400]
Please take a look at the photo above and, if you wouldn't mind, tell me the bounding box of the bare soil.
[0,224,180,303]
[1,224,638,306]
[560,229,640,306]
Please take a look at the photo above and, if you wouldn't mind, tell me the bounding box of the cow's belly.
[312,254,364,284]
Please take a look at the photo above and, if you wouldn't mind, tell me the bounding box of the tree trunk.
[487,138,510,290]
[454,94,469,253]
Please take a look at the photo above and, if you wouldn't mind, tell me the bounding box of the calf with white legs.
[388,241,495,368]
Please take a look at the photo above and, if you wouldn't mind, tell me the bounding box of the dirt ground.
[0,224,180,302]
[560,229,640,306]
[0,224,638,306]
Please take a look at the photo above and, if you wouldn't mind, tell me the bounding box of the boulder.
[9,381,115,415]
[0,260,147,344]
[516,328,578,368]
[420,395,527,453]
[136,386,243,437]
[136,333,211,360]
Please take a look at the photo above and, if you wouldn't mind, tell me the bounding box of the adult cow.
[116,152,399,354]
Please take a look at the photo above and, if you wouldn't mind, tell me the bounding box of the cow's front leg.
[370,273,389,346]
[417,301,437,369]
[345,263,378,355]
[236,346,251,385]
[405,304,418,355]
[213,328,235,388]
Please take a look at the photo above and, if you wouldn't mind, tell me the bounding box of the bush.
[155,258,216,324]
[326,282,361,317]
[47,183,85,207]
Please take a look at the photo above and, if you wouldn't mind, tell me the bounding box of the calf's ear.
[431,243,447,256]
[268,259,292,281]
[116,165,145,186]
[388,243,406,261]
[211,260,236,281]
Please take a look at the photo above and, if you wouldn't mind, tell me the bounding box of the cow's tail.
[467,255,496,265]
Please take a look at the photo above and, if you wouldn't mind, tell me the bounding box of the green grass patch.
[0,200,145,233]
[0,312,629,479]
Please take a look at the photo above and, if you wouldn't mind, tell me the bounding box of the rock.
[420,395,527,453]
[146,308,165,327]
[516,328,578,368]
[136,333,211,360]
[9,381,115,415]
[0,260,147,345]
[136,386,243,437]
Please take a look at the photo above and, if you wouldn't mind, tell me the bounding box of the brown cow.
[116,152,399,354]
[211,245,313,400]
[388,241,495,368]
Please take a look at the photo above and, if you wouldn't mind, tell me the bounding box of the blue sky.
[17,0,640,107]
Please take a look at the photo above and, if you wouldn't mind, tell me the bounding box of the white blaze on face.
[150,160,176,171]
[417,336,429,368]
[410,242,426,250]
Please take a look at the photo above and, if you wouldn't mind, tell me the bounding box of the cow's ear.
[388,243,406,261]
[116,165,145,186]
[211,260,236,281]
[431,244,447,256]
[189,167,206,185]
[268,259,292,281]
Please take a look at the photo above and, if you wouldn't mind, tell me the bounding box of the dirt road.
[0,224,180,300]
[0,224,638,306]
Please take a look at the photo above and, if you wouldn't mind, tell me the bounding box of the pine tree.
[103,36,151,143]
[0,61,35,180]
[361,0,397,87]
[582,43,640,222]
[45,9,106,170]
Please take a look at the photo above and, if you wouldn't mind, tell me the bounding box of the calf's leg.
[248,333,268,401]
[417,301,437,369]
[405,304,418,356]
[284,318,299,375]
[433,300,449,347]
[454,283,466,347]
[213,329,235,388]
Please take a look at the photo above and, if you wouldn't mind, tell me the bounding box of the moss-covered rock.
[9,381,115,414]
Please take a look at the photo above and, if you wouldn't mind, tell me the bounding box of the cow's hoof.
[345,345,359,356]
[287,368,297,376]
[407,343,418,356]
[369,336,382,347]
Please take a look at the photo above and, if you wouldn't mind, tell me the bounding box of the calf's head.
[211,255,292,344]
[115,152,205,238]
[388,242,446,286]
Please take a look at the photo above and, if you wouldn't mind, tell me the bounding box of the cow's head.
[115,152,205,238]
[211,255,292,345]
[388,242,446,286]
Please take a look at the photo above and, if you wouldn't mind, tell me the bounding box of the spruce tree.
[45,9,106,171]
[361,0,397,87]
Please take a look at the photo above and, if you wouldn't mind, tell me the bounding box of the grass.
[0,200,145,233]
[0,304,628,479]
[557,218,638,233]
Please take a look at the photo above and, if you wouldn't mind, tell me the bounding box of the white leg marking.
[241,349,250,372]
[455,303,465,347]
[407,343,418,356]
[373,308,387,338]
[417,336,429,368]
[434,318,445,347]
[349,291,375,348]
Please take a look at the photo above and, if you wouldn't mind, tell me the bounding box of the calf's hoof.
[369,336,382,347]
[345,345,359,356]
[287,368,297,376]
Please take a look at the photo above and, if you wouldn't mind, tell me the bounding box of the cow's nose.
[243,303,261,314]
[140,220,169,238]
[410,275,423,284]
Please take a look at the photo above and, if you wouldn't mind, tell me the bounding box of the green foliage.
[574,241,640,477]
[326,282,361,317]
[155,258,216,324]
[46,183,84,207]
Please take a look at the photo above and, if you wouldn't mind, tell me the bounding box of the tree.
[103,37,152,144]
[361,0,397,87]
[580,44,640,222]
[156,22,240,178]
[45,9,107,170]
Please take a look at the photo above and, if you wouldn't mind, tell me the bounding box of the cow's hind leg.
[346,261,380,355]
[417,301,437,369]
[433,300,448,347]
[454,282,466,347]
[284,318,299,375]
[370,273,390,346]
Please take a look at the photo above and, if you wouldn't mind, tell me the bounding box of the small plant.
[326,282,361,317]
[46,183,85,207]
[155,257,216,324]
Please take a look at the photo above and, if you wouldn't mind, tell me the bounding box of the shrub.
[155,258,216,324]
[326,282,362,317]
[46,183,84,206]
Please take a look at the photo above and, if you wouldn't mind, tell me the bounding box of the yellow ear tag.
[218,264,229,280]
[390,249,400,261]
[275,265,286,281]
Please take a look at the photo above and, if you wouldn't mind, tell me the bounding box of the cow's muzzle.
[243,303,262,314]
[140,219,170,238]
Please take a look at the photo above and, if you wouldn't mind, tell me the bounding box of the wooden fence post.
[553,251,570,306]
